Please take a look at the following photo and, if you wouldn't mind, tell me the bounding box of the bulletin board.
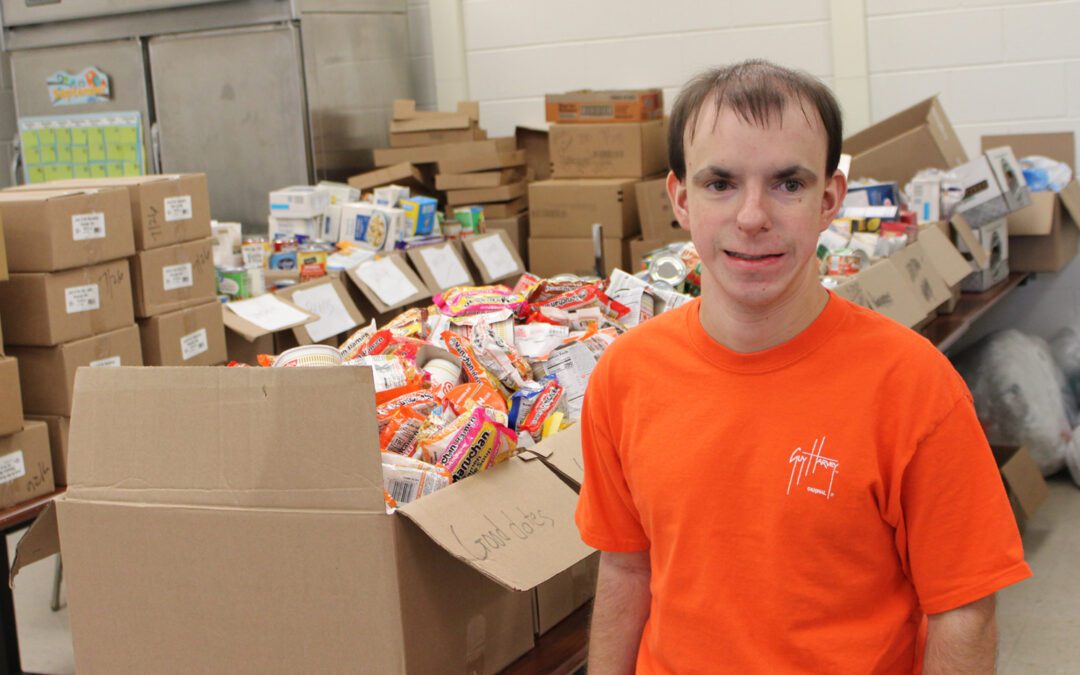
[18,111,144,184]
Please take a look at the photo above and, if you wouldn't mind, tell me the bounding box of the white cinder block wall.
[408,0,439,111]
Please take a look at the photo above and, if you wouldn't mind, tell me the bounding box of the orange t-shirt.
[575,294,1031,674]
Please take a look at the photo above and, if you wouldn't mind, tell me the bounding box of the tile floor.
[6,475,1078,674]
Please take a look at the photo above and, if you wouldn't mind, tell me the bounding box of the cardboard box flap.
[10,502,58,587]
[221,296,317,342]
[993,446,1049,521]
[66,367,386,511]
[918,225,973,287]
[1059,180,1080,230]
[981,132,1075,170]
[951,214,990,268]
[856,259,928,328]
[534,425,584,489]
[843,97,936,154]
[397,457,594,591]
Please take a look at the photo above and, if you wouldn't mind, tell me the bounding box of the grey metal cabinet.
[149,24,310,228]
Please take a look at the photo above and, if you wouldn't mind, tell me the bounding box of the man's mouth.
[725,250,783,261]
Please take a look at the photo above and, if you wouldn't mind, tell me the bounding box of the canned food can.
[273,236,299,253]
[272,345,343,368]
[826,252,862,276]
[298,247,328,281]
[216,267,250,300]
[241,237,271,269]
[648,254,688,286]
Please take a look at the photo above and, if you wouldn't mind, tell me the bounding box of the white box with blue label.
[269,186,331,219]
[401,196,438,237]
[339,203,406,251]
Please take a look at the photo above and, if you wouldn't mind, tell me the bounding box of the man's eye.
[708,180,731,192]
[780,179,802,193]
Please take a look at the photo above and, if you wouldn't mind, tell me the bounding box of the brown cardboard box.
[636,176,688,242]
[131,238,216,318]
[0,215,8,282]
[347,162,432,193]
[529,179,640,238]
[890,240,952,315]
[0,188,135,272]
[224,330,275,366]
[392,99,479,126]
[545,89,663,124]
[25,414,68,488]
[516,127,551,182]
[437,150,526,176]
[390,125,486,148]
[550,120,666,178]
[138,300,227,366]
[0,357,23,437]
[0,259,134,346]
[843,97,967,187]
[529,237,630,278]
[373,137,517,168]
[436,167,526,191]
[346,254,431,315]
[221,295,316,346]
[0,420,53,510]
[462,231,526,284]
[484,197,528,219]
[991,446,1049,526]
[534,553,600,635]
[407,242,476,294]
[846,258,929,328]
[982,132,1080,272]
[955,218,1010,292]
[12,367,593,673]
[918,224,974,292]
[274,276,366,346]
[10,174,211,251]
[446,181,527,208]
[8,324,142,416]
[485,212,530,265]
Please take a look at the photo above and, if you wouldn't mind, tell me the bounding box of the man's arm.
[588,550,651,675]
[923,594,998,674]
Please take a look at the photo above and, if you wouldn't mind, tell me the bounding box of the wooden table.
[0,490,65,675]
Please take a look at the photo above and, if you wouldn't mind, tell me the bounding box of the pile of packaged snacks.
[231,272,693,509]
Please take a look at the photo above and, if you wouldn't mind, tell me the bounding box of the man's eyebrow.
[773,165,818,182]
[692,165,735,182]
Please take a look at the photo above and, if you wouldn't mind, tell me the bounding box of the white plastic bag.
[955,329,1074,479]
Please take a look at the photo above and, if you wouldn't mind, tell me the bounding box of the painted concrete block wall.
[0,52,15,188]
[408,0,438,111]
[460,0,833,136]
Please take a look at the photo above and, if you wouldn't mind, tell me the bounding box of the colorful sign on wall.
[46,67,112,106]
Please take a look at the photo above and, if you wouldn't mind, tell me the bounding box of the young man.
[575,60,1030,674]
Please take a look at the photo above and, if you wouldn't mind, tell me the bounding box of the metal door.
[148,23,310,230]
[10,39,153,154]
[0,0,231,27]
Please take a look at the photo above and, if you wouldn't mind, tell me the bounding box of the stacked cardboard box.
[0,187,138,488]
[10,175,226,366]
[530,89,666,277]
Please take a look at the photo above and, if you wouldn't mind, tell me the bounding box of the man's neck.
[697,272,830,354]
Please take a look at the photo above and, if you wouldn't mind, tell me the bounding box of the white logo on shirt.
[787,436,839,499]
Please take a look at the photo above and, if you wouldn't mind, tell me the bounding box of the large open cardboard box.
[981,132,1080,272]
[13,367,594,673]
[843,97,967,187]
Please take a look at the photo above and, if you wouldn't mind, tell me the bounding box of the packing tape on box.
[465,614,486,675]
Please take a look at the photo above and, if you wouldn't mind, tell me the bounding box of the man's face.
[668,98,845,313]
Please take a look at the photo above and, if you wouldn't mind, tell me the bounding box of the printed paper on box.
[471,234,519,280]
[419,246,471,289]
[355,258,419,307]
[163,263,194,291]
[90,356,121,367]
[0,450,25,484]
[72,212,106,241]
[65,284,100,314]
[290,283,358,343]
[164,195,193,222]
[181,328,209,361]
[227,294,313,333]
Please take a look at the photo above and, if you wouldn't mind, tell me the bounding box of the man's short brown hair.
[667,59,843,181]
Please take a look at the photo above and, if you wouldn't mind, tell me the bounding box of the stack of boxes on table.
[0,175,226,493]
[529,89,668,277]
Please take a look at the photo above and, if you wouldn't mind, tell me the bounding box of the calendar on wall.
[19,111,144,184]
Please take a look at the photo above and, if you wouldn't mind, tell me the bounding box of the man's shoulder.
[606,299,697,357]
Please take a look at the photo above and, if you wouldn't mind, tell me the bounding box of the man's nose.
[736,185,770,233]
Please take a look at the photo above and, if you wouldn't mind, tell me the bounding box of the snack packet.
[446,382,509,417]
[435,285,526,317]
[470,319,530,392]
[379,407,426,457]
[382,453,451,505]
[339,320,378,360]
[426,406,517,482]
[441,331,500,390]
[519,379,566,440]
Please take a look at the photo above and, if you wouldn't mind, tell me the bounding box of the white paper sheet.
[356,258,418,307]
[226,294,311,333]
[419,245,471,289]
[471,234,519,280]
[290,283,358,343]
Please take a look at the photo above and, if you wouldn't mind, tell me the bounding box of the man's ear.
[819,170,847,232]
[667,170,691,232]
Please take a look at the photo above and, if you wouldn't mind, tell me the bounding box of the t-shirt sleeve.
[575,369,650,553]
[899,392,1032,615]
